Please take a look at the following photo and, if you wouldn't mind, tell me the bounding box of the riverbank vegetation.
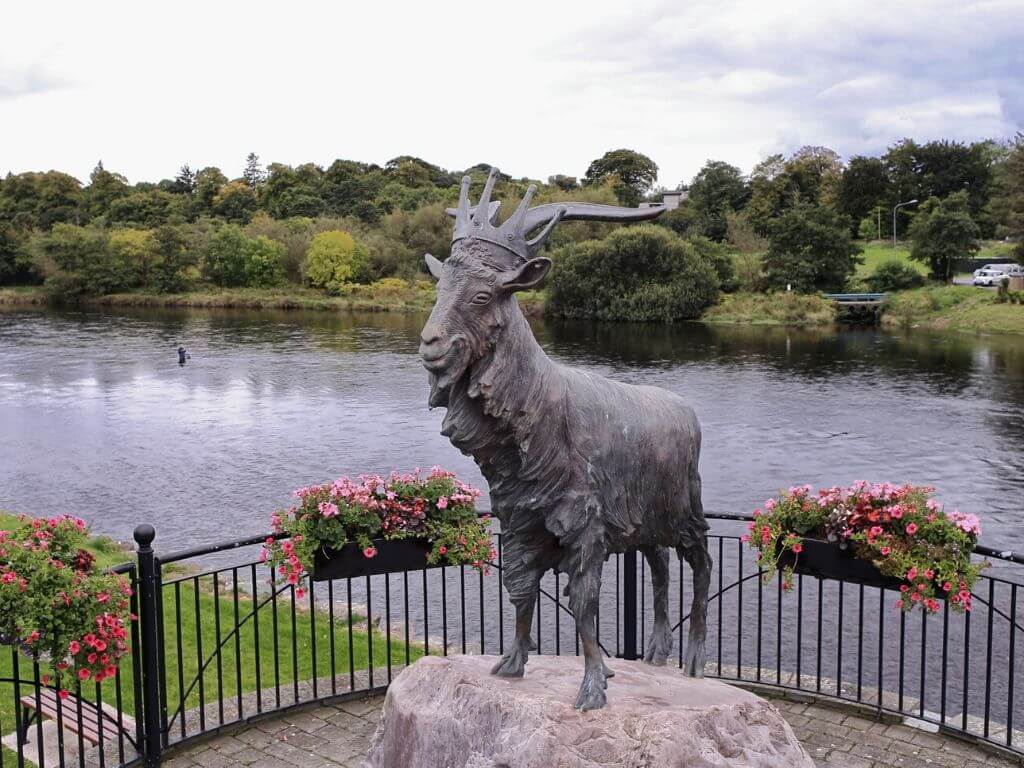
[2,134,1022,331]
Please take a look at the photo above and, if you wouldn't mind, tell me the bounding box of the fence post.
[622,549,638,660]
[135,524,163,768]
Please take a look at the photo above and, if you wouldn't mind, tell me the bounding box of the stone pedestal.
[365,655,814,768]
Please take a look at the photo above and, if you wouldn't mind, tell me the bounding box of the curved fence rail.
[2,514,1021,768]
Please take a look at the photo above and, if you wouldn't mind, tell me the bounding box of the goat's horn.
[507,183,537,232]
[454,175,472,228]
[526,206,567,256]
[473,168,499,225]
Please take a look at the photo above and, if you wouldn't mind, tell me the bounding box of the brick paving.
[157,692,1022,768]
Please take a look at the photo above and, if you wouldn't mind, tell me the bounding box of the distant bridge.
[822,293,888,323]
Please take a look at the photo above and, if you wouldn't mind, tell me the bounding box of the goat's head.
[419,167,665,403]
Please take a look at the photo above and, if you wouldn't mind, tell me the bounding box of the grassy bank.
[703,292,836,326]
[0,282,548,317]
[0,512,417,757]
[883,285,1024,334]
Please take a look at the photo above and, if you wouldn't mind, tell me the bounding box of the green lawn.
[1,513,419,757]
[855,241,926,279]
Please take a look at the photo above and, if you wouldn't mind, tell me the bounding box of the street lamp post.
[892,199,918,249]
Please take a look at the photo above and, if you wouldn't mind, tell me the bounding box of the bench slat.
[20,690,136,747]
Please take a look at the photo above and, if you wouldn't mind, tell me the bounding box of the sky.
[2,0,1022,189]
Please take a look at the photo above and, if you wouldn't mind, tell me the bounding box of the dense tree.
[547,174,578,191]
[201,225,284,288]
[865,260,925,292]
[547,225,719,322]
[262,163,325,218]
[0,223,34,284]
[909,191,980,280]
[33,224,130,296]
[322,160,384,221]
[170,165,196,195]
[989,133,1024,254]
[837,156,889,235]
[583,149,659,206]
[107,190,182,228]
[150,225,196,293]
[243,153,265,190]
[0,171,82,230]
[193,167,229,217]
[686,160,748,241]
[763,204,861,293]
[305,230,371,291]
[212,181,258,223]
[84,162,129,221]
[746,147,843,234]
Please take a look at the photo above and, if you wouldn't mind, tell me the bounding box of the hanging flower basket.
[0,515,135,684]
[746,483,987,614]
[263,467,495,592]
[776,537,903,590]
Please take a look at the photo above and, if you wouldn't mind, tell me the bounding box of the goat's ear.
[502,257,552,292]
[424,253,444,280]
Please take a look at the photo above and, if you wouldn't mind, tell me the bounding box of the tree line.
[1,137,1022,306]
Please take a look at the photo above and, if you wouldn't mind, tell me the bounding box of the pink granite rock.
[365,655,815,768]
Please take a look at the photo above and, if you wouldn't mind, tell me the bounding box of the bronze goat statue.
[419,169,711,710]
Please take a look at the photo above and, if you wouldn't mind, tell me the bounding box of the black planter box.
[777,537,904,590]
[312,538,436,581]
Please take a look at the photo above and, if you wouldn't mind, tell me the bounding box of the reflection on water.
[1,306,1023,551]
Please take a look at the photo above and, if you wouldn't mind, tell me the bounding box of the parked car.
[973,263,1024,280]
[974,268,1011,286]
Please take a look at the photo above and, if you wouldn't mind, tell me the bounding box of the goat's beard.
[426,340,474,408]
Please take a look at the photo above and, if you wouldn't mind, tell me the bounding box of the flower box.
[312,538,436,581]
[777,537,903,590]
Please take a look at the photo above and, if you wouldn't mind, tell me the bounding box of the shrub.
[34,224,132,296]
[305,230,371,291]
[865,260,926,292]
[546,225,720,322]
[688,234,738,293]
[202,225,284,288]
[107,228,157,288]
[763,204,862,293]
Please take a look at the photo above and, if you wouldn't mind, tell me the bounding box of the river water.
[1,306,1023,552]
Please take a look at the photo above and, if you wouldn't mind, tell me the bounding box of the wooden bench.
[18,688,138,749]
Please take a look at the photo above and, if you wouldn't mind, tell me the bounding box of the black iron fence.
[2,514,1022,768]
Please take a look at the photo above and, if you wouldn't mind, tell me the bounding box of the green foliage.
[305,230,371,290]
[909,191,980,280]
[746,147,843,234]
[34,224,129,296]
[838,156,889,235]
[763,204,861,293]
[583,149,659,206]
[212,181,258,223]
[866,260,926,292]
[686,160,748,240]
[0,224,36,285]
[547,225,719,322]
[201,225,284,288]
[150,225,196,293]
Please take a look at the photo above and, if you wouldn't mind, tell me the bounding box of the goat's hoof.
[643,622,674,667]
[491,648,527,677]
[682,639,706,678]
[573,676,607,711]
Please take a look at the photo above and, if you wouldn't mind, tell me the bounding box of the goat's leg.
[642,545,674,666]
[491,562,542,677]
[678,537,711,678]
[569,534,608,710]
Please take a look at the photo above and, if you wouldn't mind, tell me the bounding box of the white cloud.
[0,0,1020,188]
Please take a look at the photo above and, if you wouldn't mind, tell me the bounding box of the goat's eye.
[470,291,492,306]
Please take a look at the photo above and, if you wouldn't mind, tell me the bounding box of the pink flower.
[438,546,447,555]
[942,581,952,592]
[905,523,918,535]
[78,668,91,680]
[318,502,339,518]
[59,690,70,700]
[68,640,81,654]
[890,507,903,520]
[436,497,449,510]
[924,569,934,580]
[880,546,891,556]
[363,546,377,559]
[791,543,803,554]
